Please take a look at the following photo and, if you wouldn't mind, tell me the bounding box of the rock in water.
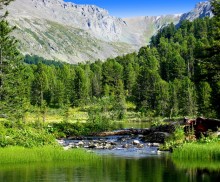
[132,140,140,145]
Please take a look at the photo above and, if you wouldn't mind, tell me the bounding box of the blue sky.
[64,0,208,17]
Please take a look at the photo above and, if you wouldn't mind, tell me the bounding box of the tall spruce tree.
[0,0,30,121]
[195,0,220,117]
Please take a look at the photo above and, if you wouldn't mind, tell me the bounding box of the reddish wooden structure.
[184,117,220,138]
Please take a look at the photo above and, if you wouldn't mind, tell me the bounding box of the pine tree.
[155,80,170,117]
[114,79,126,119]
[31,63,49,107]
[124,63,136,96]
[74,66,88,106]
[0,0,30,121]
[197,81,213,117]
[91,62,102,97]
[195,0,220,117]
[0,19,17,101]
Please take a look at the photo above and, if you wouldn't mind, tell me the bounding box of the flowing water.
[0,122,219,181]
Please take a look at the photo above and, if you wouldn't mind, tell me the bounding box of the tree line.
[0,0,220,121]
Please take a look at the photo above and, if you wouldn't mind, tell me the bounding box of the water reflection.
[0,156,220,182]
[172,158,220,181]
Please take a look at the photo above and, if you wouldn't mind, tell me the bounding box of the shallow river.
[0,153,220,182]
[0,121,219,182]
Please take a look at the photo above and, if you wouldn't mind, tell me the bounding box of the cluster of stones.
[56,124,178,150]
[57,137,160,151]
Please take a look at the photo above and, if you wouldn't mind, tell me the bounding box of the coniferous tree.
[197,81,213,117]
[155,80,170,117]
[194,0,220,117]
[31,63,49,107]
[168,81,179,118]
[74,66,88,106]
[91,62,102,97]
[124,63,136,96]
[0,0,30,120]
[114,79,127,119]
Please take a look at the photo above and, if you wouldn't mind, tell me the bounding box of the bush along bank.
[159,117,220,160]
[0,120,57,148]
[1,116,220,162]
[0,120,101,164]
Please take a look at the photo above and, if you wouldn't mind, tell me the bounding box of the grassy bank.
[0,118,101,165]
[0,146,100,164]
[172,142,220,160]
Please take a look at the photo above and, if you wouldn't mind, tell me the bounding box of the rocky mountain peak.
[180,1,212,21]
[8,0,126,42]
[5,0,213,63]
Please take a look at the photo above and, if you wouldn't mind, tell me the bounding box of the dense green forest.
[1,0,220,122]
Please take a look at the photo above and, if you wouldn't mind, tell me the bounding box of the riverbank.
[172,141,220,160]
[0,146,99,164]
[1,115,220,164]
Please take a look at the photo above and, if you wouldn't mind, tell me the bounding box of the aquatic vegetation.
[172,142,220,160]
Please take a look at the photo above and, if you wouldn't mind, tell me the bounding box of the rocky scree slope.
[5,0,213,63]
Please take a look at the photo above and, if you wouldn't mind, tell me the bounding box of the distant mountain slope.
[5,0,212,63]
[180,1,213,22]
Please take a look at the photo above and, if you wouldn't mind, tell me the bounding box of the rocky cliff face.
[180,1,213,22]
[5,0,212,63]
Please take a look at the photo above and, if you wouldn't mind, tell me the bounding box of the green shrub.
[86,110,111,133]
[0,121,57,148]
[159,125,185,151]
[47,121,90,137]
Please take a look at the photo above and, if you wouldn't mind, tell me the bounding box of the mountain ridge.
[5,0,213,63]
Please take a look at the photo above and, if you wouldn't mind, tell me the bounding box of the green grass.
[24,107,88,123]
[172,142,220,160]
[0,146,100,164]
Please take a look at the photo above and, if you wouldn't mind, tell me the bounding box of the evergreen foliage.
[1,0,220,121]
[0,0,30,121]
